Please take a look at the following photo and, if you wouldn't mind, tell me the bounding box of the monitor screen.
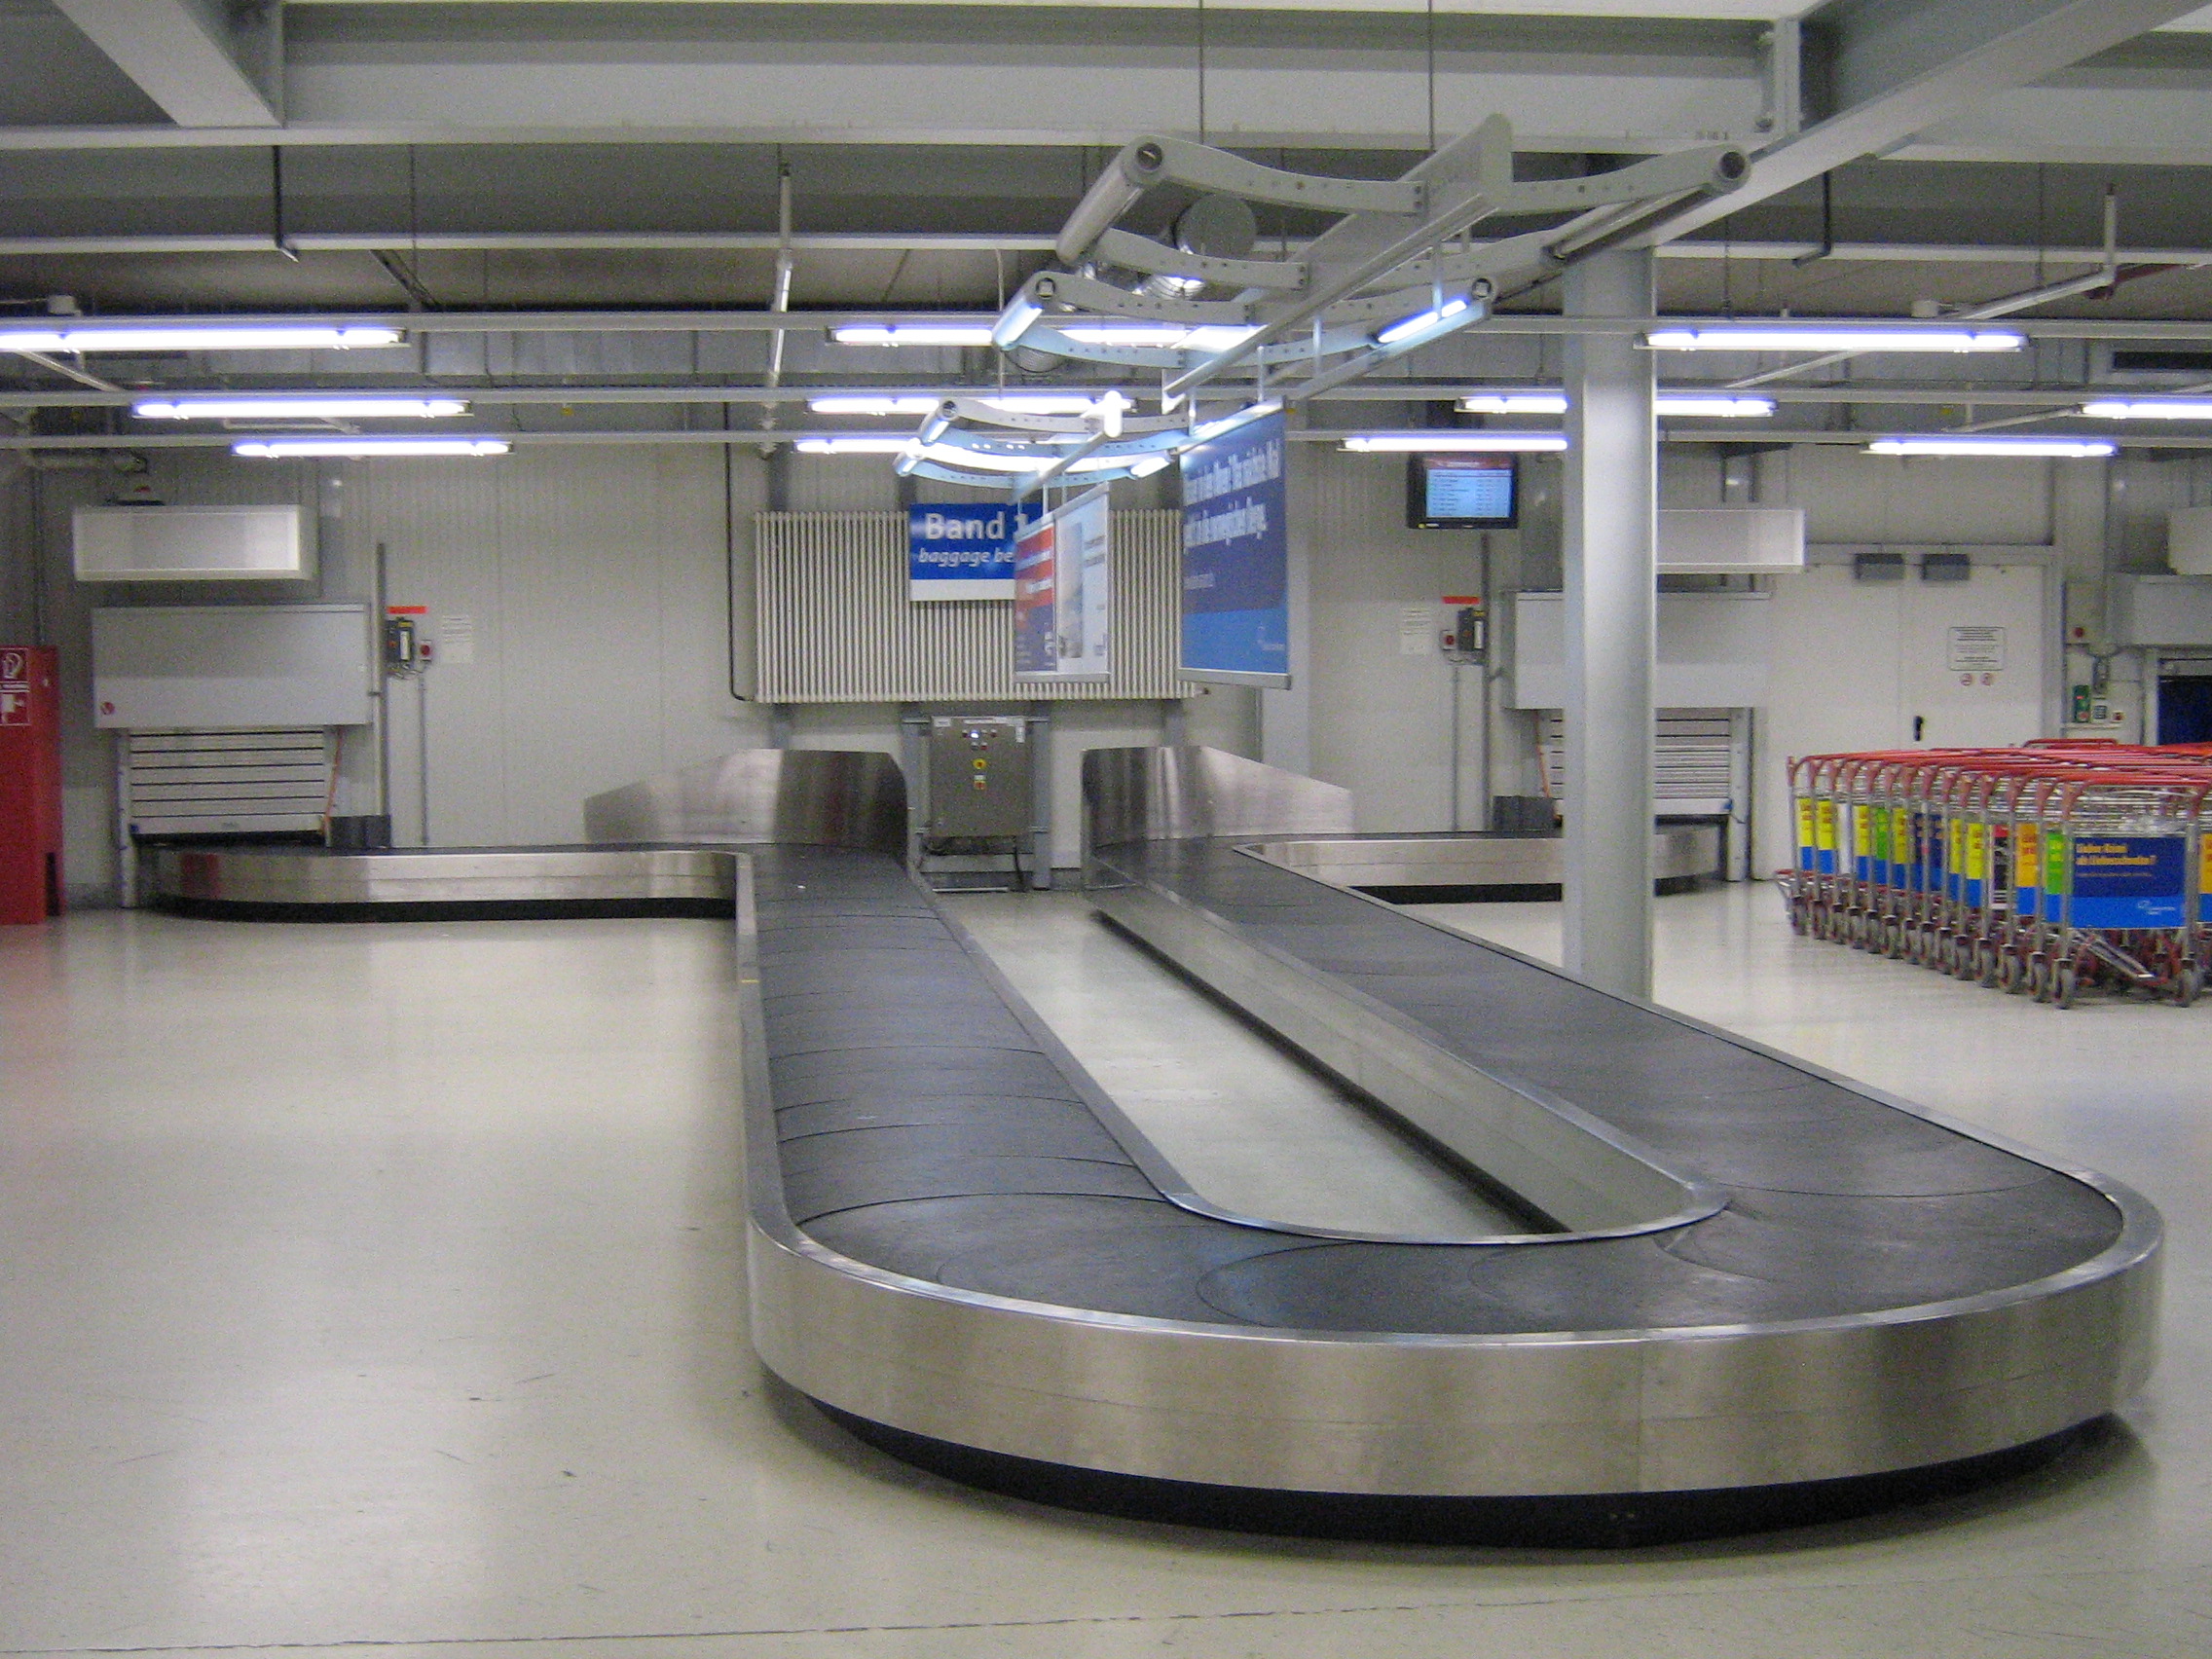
[1408,454,1518,529]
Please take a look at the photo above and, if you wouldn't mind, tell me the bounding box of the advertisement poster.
[1012,510,1058,676]
[1180,408,1289,685]
[1014,486,1113,682]
[2046,834,2189,927]
[907,502,1035,600]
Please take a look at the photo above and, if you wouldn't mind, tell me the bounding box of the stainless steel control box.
[926,715,1032,838]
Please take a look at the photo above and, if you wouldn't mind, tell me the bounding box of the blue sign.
[907,503,1036,600]
[2051,834,2190,928]
[1180,409,1289,685]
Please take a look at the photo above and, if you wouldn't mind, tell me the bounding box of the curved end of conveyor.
[743,746,2157,1543]
[816,1406,2106,1549]
[142,745,2162,1545]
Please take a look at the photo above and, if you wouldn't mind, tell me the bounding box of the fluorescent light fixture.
[1656,395,1776,418]
[233,436,508,458]
[1456,390,1774,418]
[2,325,402,353]
[1645,326,2023,353]
[1459,392,1568,415]
[1189,399,1282,445]
[136,395,467,421]
[830,323,997,348]
[1864,436,2116,459]
[2082,399,2212,420]
[991,293,1046,350]
[1128,454,1172,477]
[916,403,955,445]
[1342,432,1567,453]
[805,395,941,416]
[1375,298,1469,350]
[794,436,917,454]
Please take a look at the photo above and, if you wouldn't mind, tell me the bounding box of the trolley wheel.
[2054,965,2080,1010]
[1998,953,2022,994]
[2028,957,2051,1002]
[1976,943,2001,987]
[2177,967,2202,1009]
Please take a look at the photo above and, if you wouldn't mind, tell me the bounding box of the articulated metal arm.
[1005,117,1748,402]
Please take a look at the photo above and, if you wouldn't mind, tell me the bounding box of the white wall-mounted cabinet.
[74,505,314,582]
[1658,508,1805,574]
[2166,509,2212,577]
[2113,573,2212,645]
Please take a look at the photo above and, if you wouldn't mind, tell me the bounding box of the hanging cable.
[1196,0,1207,144]
[1425,0,1437,156]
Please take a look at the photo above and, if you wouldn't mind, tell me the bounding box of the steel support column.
[1562,247,1656,1000]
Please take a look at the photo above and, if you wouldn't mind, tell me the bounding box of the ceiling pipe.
[760,164,798,426]
[1732,189,2125,390]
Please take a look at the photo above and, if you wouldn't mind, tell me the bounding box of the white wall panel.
[1771,447,2055,547]
[1307,450,1489,833]
[359,447,769,847]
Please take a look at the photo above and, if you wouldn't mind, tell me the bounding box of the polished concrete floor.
[0,881,2207,1658]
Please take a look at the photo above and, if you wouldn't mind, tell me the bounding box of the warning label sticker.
[0,650,26,726]
[1946,625,2007,673]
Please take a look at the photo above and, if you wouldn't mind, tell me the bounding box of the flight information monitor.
[1408,454,1518,529]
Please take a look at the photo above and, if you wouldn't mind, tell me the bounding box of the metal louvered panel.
[126,727,336,834]
[1536,708,1742,816]
[754,510,1190,703]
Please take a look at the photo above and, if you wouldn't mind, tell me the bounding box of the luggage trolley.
[1783,753,1853,938]
[1785,740,2212,1008]
[2018,770,2209,1008]
[1952,757,2053,987]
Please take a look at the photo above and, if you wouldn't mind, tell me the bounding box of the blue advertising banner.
[2047,834,2190,927]
[1180,408,1289,686]
[908,503,1036,600]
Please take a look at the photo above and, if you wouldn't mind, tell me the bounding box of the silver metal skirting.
[149,845,735,907]
[1253,827,1718,890]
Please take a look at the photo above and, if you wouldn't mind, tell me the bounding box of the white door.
[1755,562,2048,873]
[1899,567,2047,748]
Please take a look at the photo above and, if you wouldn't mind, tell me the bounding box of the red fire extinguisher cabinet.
[0,645,63,924]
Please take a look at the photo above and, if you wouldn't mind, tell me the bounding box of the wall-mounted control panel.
[926,715,1032,839]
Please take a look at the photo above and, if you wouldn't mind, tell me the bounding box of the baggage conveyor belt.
[142,747,2160,1545]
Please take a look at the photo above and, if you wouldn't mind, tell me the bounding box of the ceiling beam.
[1640,0,2210,246]
[0,232,2203,268]
[8,428,2210,453]
[49,0,280,128]
[0,382,2168,414]
[13,307,2212,340]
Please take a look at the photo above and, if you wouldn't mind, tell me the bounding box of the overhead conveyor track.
[143,747,2160,1545]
